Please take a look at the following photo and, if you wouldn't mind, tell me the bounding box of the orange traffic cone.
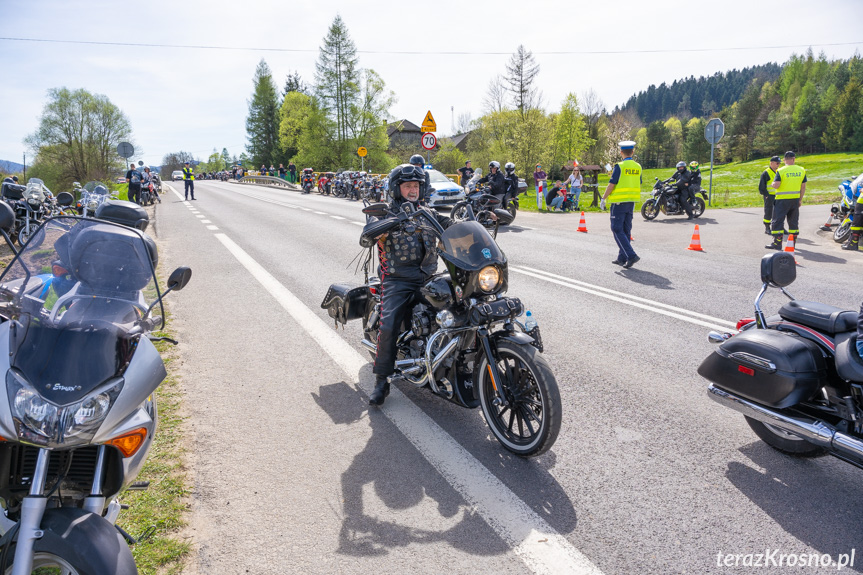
[784,234,798,264]
[577,212,588,233]
[687,225,704,251]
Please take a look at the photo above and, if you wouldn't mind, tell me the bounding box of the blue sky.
[1,0,860,168]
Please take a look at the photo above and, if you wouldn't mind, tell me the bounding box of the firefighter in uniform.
[767,151,805,250]
[360,164,454,405]
[842,191,863,251]
[601,141,641,268]
[759,156,781,235]
[182,161,196,200]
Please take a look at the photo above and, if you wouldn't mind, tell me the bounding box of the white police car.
[425,169,465,210]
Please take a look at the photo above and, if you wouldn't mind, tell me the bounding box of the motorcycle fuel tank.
[420,275,454,309]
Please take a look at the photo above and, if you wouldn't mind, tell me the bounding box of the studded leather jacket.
[362,198,453,280]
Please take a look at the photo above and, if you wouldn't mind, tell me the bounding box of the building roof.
[386,119,422,136]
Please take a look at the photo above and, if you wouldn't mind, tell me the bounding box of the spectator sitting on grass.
[546,180,567,212]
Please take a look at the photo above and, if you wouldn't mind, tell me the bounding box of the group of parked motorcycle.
[300,169,387,202]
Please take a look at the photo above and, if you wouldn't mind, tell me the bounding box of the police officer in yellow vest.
[182,160,196,201]
[767,151,805,250]
[758,155,781,235]
[601,141,641,268]
[842,190,863,251]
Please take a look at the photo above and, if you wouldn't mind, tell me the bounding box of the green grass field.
[519,152,863,214]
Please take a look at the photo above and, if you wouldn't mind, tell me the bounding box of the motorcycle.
[321,202,561,456]
[0,203,192,574]
[699,252,863,469]
[465,171,520,224]
[77,181,117,218]
[641,177,706,220]
[301,170,315,194]
[451,186,504,238]
[827,177,860,243]
[318,172,334,195]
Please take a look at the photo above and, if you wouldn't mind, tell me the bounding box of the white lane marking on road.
[510,265,737,332]
[201,220,212,224]
[350,221,364,226]
[313,211,327,215]
[300,208,312,211]
[195,215,205,218]
[207,225,219,230]
[330,215,346,220]
[213,233,604,575]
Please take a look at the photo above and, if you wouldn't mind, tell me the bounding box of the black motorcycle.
[641,177,706,220]
[451,188,505,238]
[321,202,561,456]
[699,252,863,469]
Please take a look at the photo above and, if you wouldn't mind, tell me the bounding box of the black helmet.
[387,164,425,201]
[504,162,515,174]
[409,154,425,166]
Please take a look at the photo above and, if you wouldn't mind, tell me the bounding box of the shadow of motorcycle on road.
[311,371,579,558]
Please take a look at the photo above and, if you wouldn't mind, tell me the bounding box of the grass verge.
[115,309,190,573]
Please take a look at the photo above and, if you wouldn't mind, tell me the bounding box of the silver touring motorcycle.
[0,203,190,574]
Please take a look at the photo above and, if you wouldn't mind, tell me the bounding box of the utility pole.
[451,106,454,134]
[22,152,26,181]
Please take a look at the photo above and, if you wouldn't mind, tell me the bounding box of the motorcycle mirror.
[493,208,515,225]
[760,252,796,288]
[361,202,389,218]
[167,266,193,291]
[56,192,74,206]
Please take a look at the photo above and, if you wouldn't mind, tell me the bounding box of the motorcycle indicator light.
[736,318,755,330]
[107,427,148,458]
[52,264,68,277]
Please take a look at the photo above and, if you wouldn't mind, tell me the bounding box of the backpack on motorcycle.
[94,199,150,232]
[320,283,369,326]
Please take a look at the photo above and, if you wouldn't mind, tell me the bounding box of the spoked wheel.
[451,204,470,222]
[476,341,561,456]
[17,220,40,246]
[834,220,852,243]
[641,199,659,220]
[5,552,82,574]
[745,417,825,456]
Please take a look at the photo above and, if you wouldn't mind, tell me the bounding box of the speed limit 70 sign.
[421,132,437,150]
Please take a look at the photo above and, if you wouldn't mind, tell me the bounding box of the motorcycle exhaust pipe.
[360,339,376,353]
[707,385,863,465]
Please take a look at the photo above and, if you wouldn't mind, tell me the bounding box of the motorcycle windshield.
[440,221,506,271]
[0,217,161,404]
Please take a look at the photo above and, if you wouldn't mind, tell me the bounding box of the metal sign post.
[421,132,436,166]
[704,118,724,206]
[357,147,367,171]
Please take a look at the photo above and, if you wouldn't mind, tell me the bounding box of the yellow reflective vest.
[764,167,776,196]
[183,167,194,181]
[609,159,641,204]
[774,165,805,200]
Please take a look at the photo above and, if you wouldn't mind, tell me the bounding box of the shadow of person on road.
[615,268,674,290]
[496,225,528,234]
[312,379,510,558]
[724,442,863,572]
[795,249,848,265]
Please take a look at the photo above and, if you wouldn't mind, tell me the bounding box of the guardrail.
[237,175,300,190]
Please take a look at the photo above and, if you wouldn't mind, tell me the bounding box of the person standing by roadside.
[759,156,781,235]
[533,164,547,209]
[278,163,286,180]
[183,161,196,200]
[231,165,237,180]
[288,161,297,183]
[125,163,142,205]
[601,141,641,268]
[767,151,805,250]
[565,168,583,211]
[458,161,474,186]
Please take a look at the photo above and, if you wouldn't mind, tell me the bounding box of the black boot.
[841,233,860,251]
[764,223,772,235]
[369,376,390,406]
[765,235,783,250]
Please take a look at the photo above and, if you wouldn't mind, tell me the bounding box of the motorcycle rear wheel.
[641,199,659,220]
[505,204,517,224]
[476,341,561,456]
[834,220,852,243]
[744,417,825,456]
[691,197,706,218]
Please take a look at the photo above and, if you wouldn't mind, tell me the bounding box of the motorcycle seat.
[835,333,863,383]
[778,300,857,335]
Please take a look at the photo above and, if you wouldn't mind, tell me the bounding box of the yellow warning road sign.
[421,110,436,132]
[357,147,368,157]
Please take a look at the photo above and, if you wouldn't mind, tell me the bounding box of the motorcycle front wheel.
[476,341,561,456]
[834,220,852,243]
[641,199,659,220]
[17,220,40,246]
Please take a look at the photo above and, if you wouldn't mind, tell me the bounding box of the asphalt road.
[154,179,863,575]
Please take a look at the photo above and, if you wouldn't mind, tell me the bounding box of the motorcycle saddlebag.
[320,284,368,325]
[94,200,149,231]
[697,329,827,409]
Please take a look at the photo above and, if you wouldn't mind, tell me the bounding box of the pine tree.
[245,59,280,167]
[504,45,541,117]
[314,15,360,160]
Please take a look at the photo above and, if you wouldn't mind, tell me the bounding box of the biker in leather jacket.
[360,163,454,405]
[670,161,694,219]
[478,161,506,199]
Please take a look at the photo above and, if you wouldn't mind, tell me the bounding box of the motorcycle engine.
[410,304,432,337]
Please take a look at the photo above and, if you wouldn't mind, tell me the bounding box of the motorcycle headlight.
[478,266,501,292]
[7,371,122,447]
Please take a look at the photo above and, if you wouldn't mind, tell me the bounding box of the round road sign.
[421,132,437,150]
[357,147,368,157]
[117,142,134,158]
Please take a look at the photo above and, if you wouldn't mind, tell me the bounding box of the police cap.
[770,156,781,163]
[619,140,636,150]
[184,161,190,165]
[784,151,796,158]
